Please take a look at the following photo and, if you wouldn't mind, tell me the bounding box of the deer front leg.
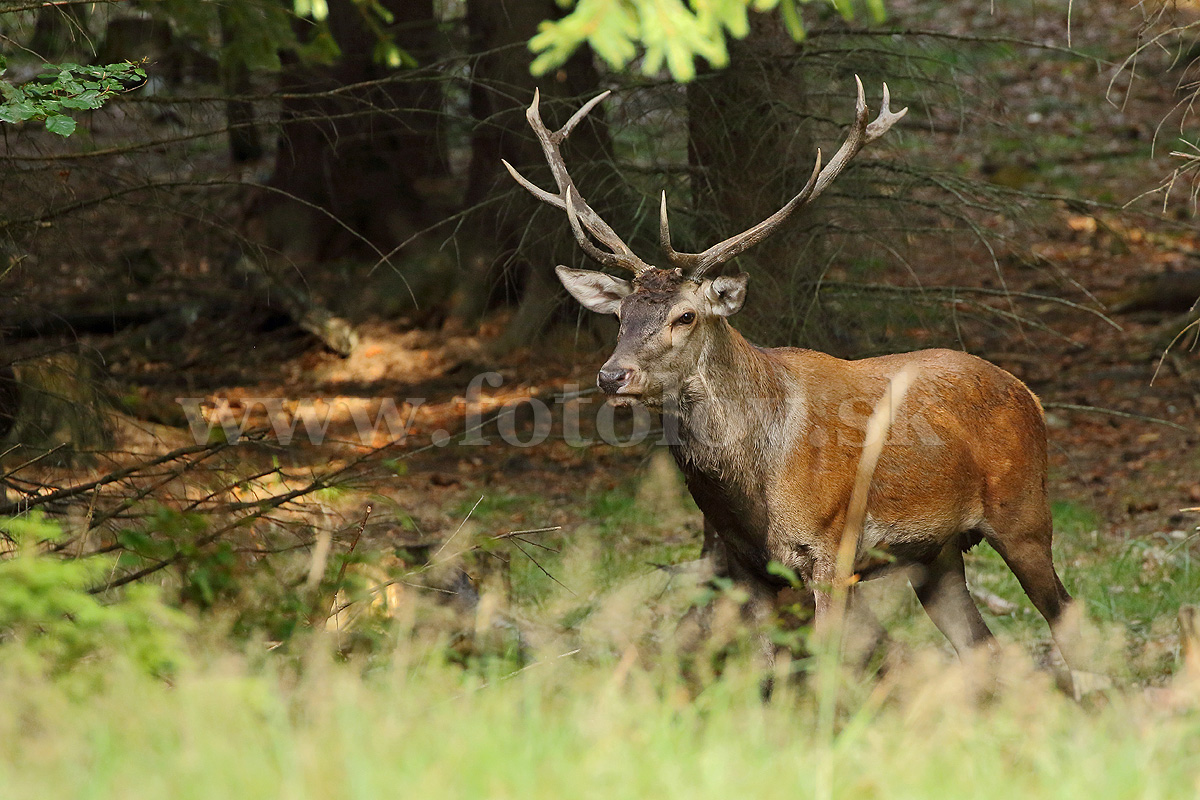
[842,587,889,671]
[809,557,890,668]
[810,558,837,640]
[715,555,778,674]
[674,516,736,655]
[700,516,729,578]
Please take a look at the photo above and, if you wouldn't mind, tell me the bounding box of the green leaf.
[0,101,38,123]
[829,0,855,20]
[531,0,639,76]
[1,82,26,102]
[0,512,67,546]
[44,114,76,137]
[297,27,341,65]
[527,0,868,82]
[766,560,803,588]
[374,40,417,69]
[364,0,393,25]
[60,90,103,110]
[779,0,806,40]
[1,61,151,135]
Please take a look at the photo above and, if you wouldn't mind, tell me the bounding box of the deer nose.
[597,367,632,394]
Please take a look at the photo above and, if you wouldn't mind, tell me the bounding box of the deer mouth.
[608,389,667,409]
[607,391,641,407]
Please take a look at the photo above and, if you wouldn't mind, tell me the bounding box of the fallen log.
[2,300,181,339]
[1111,269,1200,314]
[230,252,358,356]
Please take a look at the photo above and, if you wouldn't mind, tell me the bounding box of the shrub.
[0,513,190,677]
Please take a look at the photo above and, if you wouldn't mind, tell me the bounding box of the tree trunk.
[219,7,263,164]
[250,0,448,263]
[28,3,89,60]
[687,14,818,345]
[0,363,17,442]
[453,0,615,347]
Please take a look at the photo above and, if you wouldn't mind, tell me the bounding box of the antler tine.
[674,77,906,280]
[556,89,610,143]
[566,188,643,274]
[502,158,559,207]
[686,150,823,279]
[660,191,701,271]
[804,75,908,205]
[865,82,907,142]
[505,90,652,275]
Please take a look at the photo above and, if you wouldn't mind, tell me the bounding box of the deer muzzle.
[597,365,633,394]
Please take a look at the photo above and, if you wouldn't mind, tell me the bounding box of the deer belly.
[854,513,979,578]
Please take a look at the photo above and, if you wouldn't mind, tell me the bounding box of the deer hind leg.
[911,536,994,656]
[980,510,1092,676]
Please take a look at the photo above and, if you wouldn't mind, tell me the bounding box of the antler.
[662,76,908,280]
[503,90,653,275]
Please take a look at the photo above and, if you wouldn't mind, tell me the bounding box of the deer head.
[504,79,907,408]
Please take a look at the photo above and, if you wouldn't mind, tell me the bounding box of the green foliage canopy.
[530,0,886,82]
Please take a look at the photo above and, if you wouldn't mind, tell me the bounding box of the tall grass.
[1,640,1198,800]
[2,492,1198,800]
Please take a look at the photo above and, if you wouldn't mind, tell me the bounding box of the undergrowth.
[0,620,1199,800]
[0,487,1198,799]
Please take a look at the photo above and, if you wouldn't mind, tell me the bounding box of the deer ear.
[555,265,632,315]
[704,273,748,317]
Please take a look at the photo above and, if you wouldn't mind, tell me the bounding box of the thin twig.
[89,439,396,593]
[83,446,227,532]
[0,444,68,483]
[1043,402,1192,433]
[1152,317,1200,386]
[326,504,371,609]
[435,495,483,558]
[510,537,576,597]
[813,280,1122,330]
[330,525,563,617]
[87,384,565,592]
[0,440,228,516]
[450,648,582,700]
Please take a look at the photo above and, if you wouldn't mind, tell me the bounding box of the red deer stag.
[504,80,1089,680]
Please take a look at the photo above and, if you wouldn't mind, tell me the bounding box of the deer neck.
[667,319,796,484]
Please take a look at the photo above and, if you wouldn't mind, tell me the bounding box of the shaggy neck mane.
[667,319,795,482]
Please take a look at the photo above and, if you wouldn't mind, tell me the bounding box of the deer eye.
[673,311,696,327]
